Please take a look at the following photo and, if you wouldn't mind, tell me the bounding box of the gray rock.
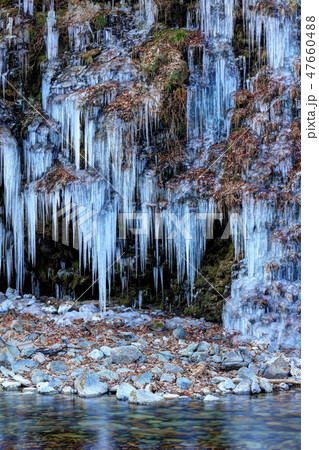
[33,353,45,364]
[212,376,227,383]
[100,346,112,357]
[21,346,37,358]
[173,327,187,340]
[204,394,220,402]
[190,351,209,363]
[12,374,31,386]
[179,343,198,357]
[48,361,67,374]
[277,382,289,391]
[75,372,108,398]
[176,377,192,390]
[128,389,163,405]
[0,299,15,313]
[237,367,257,381]
[116,382,136,401]
[218,378,236,392]
[164,363,184,374]
[263,357,290,379]
[69,356,83,365]
[197,341,210,352]
[119,331,137,342]
[61,386,76,395]
[2,381,21,391]
[134,372,153,388]
[12,359,38,373]
[160,373,176,383]
[110,345,142,364]
[212,355,222,363]
[0,345,19,368]
[153,350,173,362]
[88,349,104,360]
[98,369,119,382]
[146,321,165,332]
[71,368,85,379]
[37,382,56,395]
[259,377,273,393]
[222,350,249,371]
[233,380,251,395]
[211,343,220,355]
[0,366,14,377]
[31,369,50,385]
[151,366,163,378]
[58,302,75,315]
[251,379,261,394]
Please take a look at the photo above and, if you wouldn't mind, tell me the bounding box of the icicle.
[46,7,59,60]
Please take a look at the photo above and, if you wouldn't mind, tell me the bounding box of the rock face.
[75,372,108,398]
[110,346,142,364]
[263,358,290,379]
[128,389,163,405]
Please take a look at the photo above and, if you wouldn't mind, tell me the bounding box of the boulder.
[88,349,104,360]
[237,367,257,381]
[259,377,273,393]
[0,346,19,368]
[12,359,38,373]
[179,343,198,357]
[190,352,209,363]
[61,386,76,395]
[33,353,45,364]
[263,357,290,379]
[233,380,251,395]
[218,378,236,392]
[98,369,119,382]
[12,374,31,386]
[128,389,163,405]
[173,327,187,340]
[100,346,112,357]
[134,372,153,388]
[116,382,136,401]
[164,363,184,374]
[110,345,142,364]
[48,361,67,374]
[160,373,175,383]
[37,382,57,395]
[75,372,108,398]
[221,350,249,371]
[2,381,21,391]
[119,331,137,342]
[176,377,192,390]
[21,346,37,358]
[31,369,50,385]
[146,321,165,332]
[251,379,261,394]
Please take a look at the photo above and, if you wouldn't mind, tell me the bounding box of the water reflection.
[0,391,300,449]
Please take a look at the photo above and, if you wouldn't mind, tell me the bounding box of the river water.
[0,391,300,449]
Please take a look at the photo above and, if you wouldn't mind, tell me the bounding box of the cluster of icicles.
[0,0,300,347]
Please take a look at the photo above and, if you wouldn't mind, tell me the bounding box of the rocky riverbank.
[0,290,301,404]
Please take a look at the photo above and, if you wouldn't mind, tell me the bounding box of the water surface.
[0,391,300,449]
